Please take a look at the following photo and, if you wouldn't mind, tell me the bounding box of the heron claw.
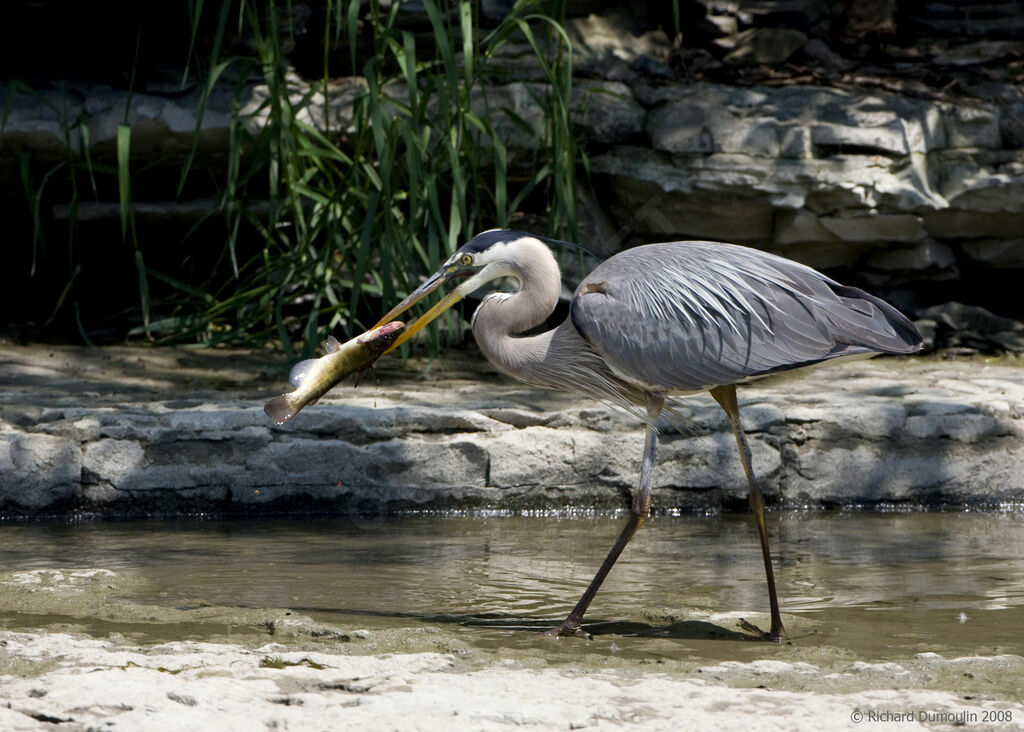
[541,623,593,640]
[738,617,787,643]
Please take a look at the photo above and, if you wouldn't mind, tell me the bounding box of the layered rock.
[1,345,1022,517]
[5,74,1022,282]
[5,1,1024,344]
[588,82,1024,280]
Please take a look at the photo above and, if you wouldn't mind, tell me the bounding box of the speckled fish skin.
[263,322,404,425]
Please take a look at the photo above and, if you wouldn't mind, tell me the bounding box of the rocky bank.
[1,344,1022,517]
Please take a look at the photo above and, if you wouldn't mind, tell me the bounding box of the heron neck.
[471,240,563,384]
[473,295,642,411]
[469,245,646,413]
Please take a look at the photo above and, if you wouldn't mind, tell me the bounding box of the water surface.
[1,511,1022,662]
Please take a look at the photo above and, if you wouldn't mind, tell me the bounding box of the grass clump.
[153,0,580,356]
[8,1,579,354]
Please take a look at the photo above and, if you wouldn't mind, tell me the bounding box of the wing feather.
[571,241,922,392]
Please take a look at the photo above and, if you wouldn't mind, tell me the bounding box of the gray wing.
[570,241,922,392]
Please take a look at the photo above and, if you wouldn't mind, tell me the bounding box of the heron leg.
[710,384,788,642]
[546,393,665,639]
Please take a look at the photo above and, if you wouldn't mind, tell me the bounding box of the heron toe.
[738,617,788,643]
[542,623,594,640]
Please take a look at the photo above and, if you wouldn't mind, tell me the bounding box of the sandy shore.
[3,626,1023,731]
[1,566,1023,731]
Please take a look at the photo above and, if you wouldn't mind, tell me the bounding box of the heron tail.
[830,284,924,354]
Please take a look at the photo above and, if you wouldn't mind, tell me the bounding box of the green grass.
[9,0,580,355]
[152,0,580,356]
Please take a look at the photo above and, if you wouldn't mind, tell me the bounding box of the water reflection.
[1,511,1022,656]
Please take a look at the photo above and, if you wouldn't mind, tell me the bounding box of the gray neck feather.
[470,240,644,412]
[471,238,563,386]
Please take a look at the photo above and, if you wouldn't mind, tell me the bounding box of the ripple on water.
[0,511,1022,660]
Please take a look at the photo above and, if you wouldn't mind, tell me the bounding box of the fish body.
[264,321,405,424]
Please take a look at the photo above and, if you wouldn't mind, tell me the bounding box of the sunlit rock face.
[588,81,1023,281]
[2,346,1023,517]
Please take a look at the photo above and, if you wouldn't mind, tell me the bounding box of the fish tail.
[264,395,298,425]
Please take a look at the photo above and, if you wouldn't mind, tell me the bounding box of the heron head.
[372,230,533,353]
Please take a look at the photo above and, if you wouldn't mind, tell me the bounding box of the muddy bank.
[0,562,1022,731]
[4,629,1022,732]
[1,344,1023,517]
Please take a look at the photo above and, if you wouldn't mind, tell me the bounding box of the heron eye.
[460,254,473,266]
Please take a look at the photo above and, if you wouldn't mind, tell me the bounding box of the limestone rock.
[918,301,1022,334]
[584,78,1024,303]
[865,239,956,271]
[722,28,808,67]
[916,302,1024,354]
[6,67,1024,305]
[0,432,80,507]
[563,11,672,73]
[2,346,1023,516]
[957,239,1024,268]
[471,80,645,152]
[820,213,927,243]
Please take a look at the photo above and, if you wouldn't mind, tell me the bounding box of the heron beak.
[372,266,471,354]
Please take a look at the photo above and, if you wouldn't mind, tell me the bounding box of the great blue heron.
[373,229,923,641]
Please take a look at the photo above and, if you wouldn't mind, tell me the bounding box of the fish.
[263,321,405,425]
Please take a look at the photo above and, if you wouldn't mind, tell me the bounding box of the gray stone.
[778,126,812,159]
[589,79,1024,272]
[999,101,1024,148]
[990,331,1024,352]
[0,432,81,508]
[923,210,1024,239]
[469,82,546,151]
[865,239,956,270]
[917,302,1022,334]
[704,11,738,37]
[469,80,645,152]
[801,38,855,72]
[939,155,1024,211]
[772,210,841,246]
[6,72,1024,293]
[569,81,647,145]
[656,433,781,499]
[486,428,616,489]
[957,239,1024,268]
[647,86,778,157]
[810,122,909,157]
[595,170,777,243]
[563,12,671,72]
[82,439,146,488]
[914,303,1024,353]
[932,40,1024,67]
[943,104,1002,150]
[2,346,1024,515]
[819,213,926,243]
[722,28,808,67]
[914,319,938,351]
[588,143,946,246]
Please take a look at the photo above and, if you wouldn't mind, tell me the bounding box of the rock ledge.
[1,345,1022,517]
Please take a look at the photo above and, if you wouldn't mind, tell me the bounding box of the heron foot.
[738,618,788,643]
[541,622,593,640]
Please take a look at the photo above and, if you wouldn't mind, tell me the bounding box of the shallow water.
[1,511,1022,662]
